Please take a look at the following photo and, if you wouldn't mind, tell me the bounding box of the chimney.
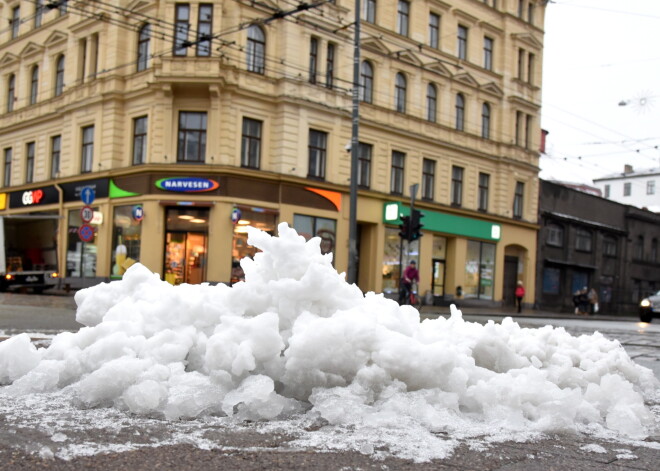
[624,164,633,173]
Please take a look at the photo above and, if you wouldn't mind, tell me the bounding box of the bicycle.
[399,282,423,310]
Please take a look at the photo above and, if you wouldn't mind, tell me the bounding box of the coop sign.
[22,189,44,205]
[155,177,219,193]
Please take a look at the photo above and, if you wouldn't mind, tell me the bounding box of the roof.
[593,167,660,182]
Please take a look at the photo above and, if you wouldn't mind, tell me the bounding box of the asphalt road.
[1,293,659,470]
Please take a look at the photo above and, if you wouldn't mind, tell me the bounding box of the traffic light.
[398,215,411,240]
[409,209,424,241]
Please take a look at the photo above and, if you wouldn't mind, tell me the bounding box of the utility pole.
[347,0,361,285]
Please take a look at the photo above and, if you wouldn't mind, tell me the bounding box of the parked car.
[639,291,660,323]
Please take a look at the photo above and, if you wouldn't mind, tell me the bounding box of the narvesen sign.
[155,177,219,193]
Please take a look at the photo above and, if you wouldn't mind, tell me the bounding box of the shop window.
[542,267,560,294]
[66,208,99,278]
[381,226,419,295]
[293,214,336,258]
[111,205,143,279]
[231,207,277,283]
[464,240,495,300]
[177,111,206,162]
[164,207,209,285]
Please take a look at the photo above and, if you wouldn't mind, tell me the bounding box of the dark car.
[639,290,660,323]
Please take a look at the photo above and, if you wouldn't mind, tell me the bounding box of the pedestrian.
[573,287,589,315]
[515,280,525,313]
[587,288,599,314]
[399,260,419,305]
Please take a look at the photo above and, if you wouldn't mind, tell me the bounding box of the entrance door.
[164,232,207,285]
[164,207,209,285]
[432,259,445,297]
[503,256,518,306]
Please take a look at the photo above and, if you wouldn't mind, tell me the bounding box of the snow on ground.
[0,223,659,462]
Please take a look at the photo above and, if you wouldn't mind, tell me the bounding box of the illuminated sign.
[21,189,44,205]
[155,177,219,193]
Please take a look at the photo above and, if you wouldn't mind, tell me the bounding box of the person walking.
[515,280,525,313]
[587,288,599,314]
[399,260,419,305]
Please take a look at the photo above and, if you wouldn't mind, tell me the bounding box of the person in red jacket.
[515,280,525,313]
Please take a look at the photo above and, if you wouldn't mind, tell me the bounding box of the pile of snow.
[0,223,658,461]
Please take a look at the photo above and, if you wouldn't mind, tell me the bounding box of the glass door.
[432,259,445,297]
[164,232,207,285]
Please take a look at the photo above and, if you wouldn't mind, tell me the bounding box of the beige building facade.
[0,0,544,306]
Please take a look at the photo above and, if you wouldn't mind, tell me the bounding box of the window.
[397,1,410,36]
[652,238,658,263]
[81,125,94,173]
[359,61,373,103]
[241,117,262,169]
[604,184,610,198]
[647,180,656,195]
[517,48,525,80]
[634,235,644,259]
[429,13,440,48]
[455,93,465,131]
[196,4,213,56]
[309,37,318,83]
[394,72,406,113]
[177,112,207,162]
[173,4,190,56]
[26,142,35,183]
[546,224,564,247]
[55,55,65,96]
[293,214,336,257]
[137,24,151,71]
[527,52,535,84]
[518,0,524,18]
[111,205,143,279]
[422,159,435,200]
[623,182,631,196]
[308,129,327,179]
[67,208,99,278]
[528,2,535,24]
[30,66,39,105]
[478,172,489,211]
[3,148,11,187]
[457,25,468,60]
[525,114,532,149]
[603,236,617,257]
[513,181,524,218]
[515,111,523,146]
[481,103,491,139]
[426,83,437,122]
[35,0,43,28]
[132,116,148,165]
[390,151,405,194]
[11,6,20,39]
[325,43,335,88]
[7,74,15,112]
[59,1,68,16]
[357,143,372,188]
[50,135,61,179]
[483,36,493,70]
[575,228,592,252]
[451,165,463,206]
[363,0,376,23]
[246,25,266,74]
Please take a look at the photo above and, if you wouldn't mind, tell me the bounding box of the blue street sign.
[132,205,144,221]
[80,186,95,205]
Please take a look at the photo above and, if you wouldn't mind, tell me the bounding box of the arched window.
[7,74,15,112]
[30,66,39,105]
[394,72,406,113]
[359,61,373,103]
[55,55,65,96]
[137,23,151,72]
[246,25,265,74]
[426,83,437,122]
[481,102,491,139]
[455,93,465,131]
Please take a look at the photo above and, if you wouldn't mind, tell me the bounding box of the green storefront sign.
[383,202,501,241]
